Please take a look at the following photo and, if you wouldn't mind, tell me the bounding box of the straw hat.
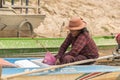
[67,17,86,30]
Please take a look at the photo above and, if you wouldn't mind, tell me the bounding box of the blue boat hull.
[2,58,120,76]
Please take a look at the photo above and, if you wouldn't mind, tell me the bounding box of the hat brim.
[67,22,86,30]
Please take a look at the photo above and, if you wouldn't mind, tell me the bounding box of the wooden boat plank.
[4,74,83,80]
[92,72,120,80]
[2,72,120,80]
[0,36,116,49]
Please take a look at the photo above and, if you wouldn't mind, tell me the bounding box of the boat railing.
[1,0,41,14]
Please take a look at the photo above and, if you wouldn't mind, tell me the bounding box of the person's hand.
[42,59,47,63]
[55,59,60,65]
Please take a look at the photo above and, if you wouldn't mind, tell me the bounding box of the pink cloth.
[43,52,56,65]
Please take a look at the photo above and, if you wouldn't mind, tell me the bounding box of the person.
[115,33,120,53]
[55,17,99,65]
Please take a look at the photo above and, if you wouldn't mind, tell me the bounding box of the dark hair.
[79,27,89,33]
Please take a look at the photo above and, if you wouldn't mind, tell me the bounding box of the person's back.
[79,31,99,59]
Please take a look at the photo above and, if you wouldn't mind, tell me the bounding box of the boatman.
[55,17,99,65]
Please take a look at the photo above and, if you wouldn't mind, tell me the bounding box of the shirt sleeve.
[56,34,72,59]
[68,35,87,57]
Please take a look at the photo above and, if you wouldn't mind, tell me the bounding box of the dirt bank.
[34,0,120,38]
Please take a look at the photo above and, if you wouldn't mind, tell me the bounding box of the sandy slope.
[34,0,120,38]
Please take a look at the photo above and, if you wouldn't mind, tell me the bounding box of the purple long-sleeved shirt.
[56,32,99,59]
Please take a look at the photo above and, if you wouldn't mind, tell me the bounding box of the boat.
[0,13,45,37]
[1,57,120,80]
[0,36,117,57]
[0,0,45,37]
